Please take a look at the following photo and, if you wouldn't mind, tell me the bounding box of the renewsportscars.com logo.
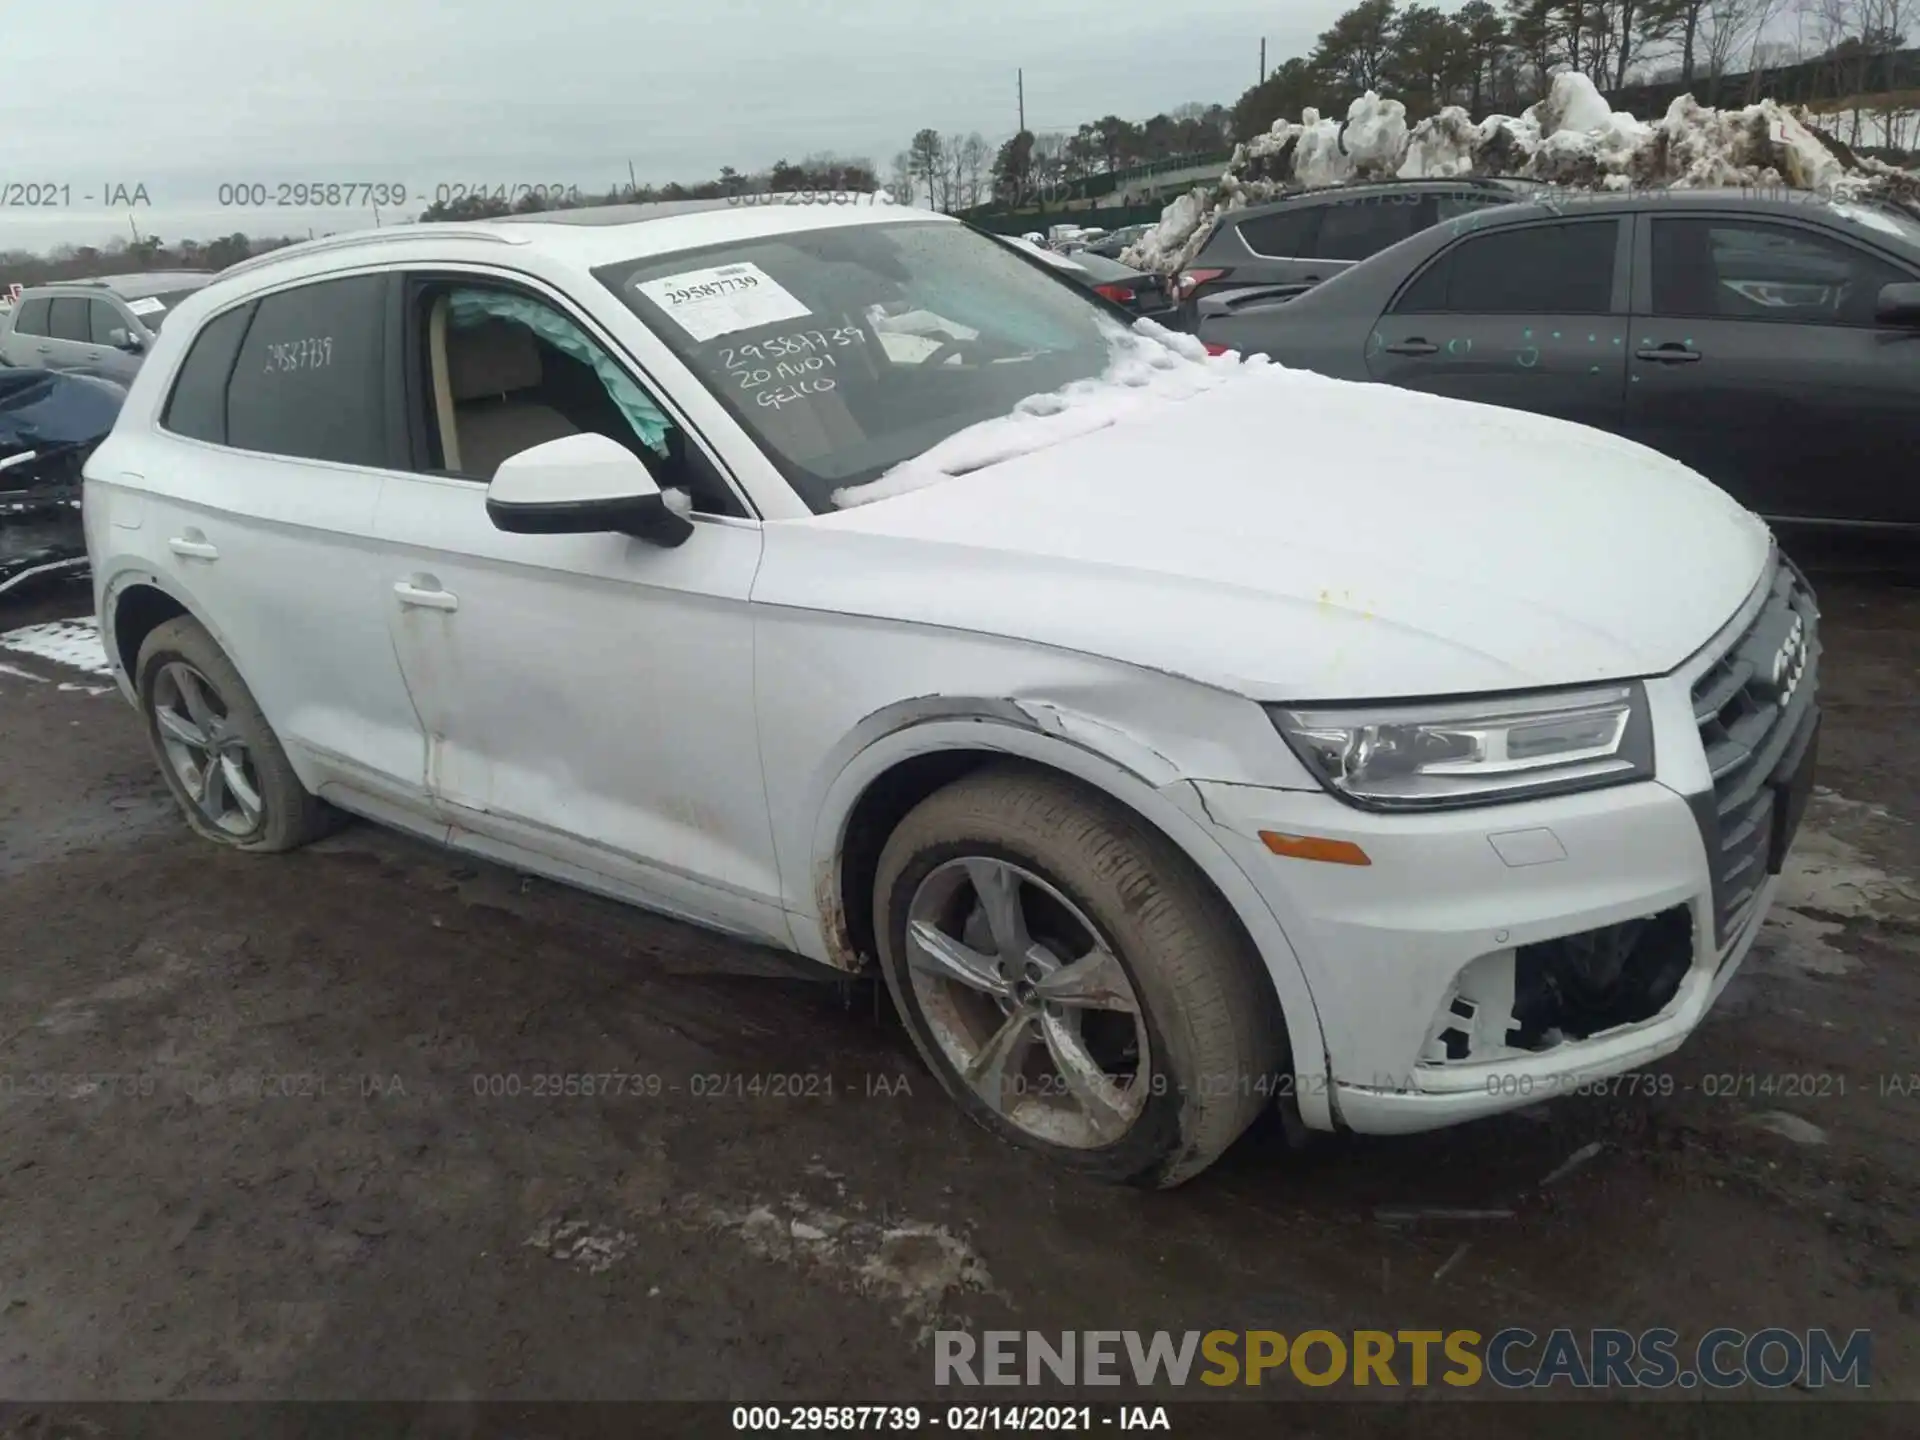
[935,1328,1871,1391]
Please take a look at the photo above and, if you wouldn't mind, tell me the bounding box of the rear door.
[1622,211,1920,524]
[139,272,431,806]
[1364,214,1631,435]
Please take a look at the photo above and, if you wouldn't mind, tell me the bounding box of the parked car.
[1198,188,1920,529]
[1,368,125,596]
[997,235,1177,323]
[86,197,1818,1186]
[1173,177,1545,325]
[0,272,216,383]
[1083,223,1154,260]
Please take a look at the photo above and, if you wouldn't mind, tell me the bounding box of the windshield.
[594,220,1118,513]
[128,289,207,332]
[1827,199,1920,251]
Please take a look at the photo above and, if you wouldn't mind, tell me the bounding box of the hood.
[754,366,1771,701]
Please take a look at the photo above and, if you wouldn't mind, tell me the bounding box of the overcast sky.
[0,0,1350,252]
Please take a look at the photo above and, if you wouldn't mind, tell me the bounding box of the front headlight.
[1267,683,1654,811]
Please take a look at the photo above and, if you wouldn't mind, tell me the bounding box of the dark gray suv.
[0,272,215,383]
[1172,177,1543,324]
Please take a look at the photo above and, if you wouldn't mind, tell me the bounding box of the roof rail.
[217,223,528,280]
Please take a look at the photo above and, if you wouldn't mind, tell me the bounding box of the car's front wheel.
[873,763,1283,1187]
[135,616,336,852]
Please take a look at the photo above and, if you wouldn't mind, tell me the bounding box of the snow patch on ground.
[526,1214,636,1274]
[1123,70,1915,277]
[1,616,113,676]
[1749,792,1920,978]
[698,1196,992,1339]
[831,319,1271,508]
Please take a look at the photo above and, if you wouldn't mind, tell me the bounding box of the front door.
[1622,212,1920,525]
[372,273,787,943]
[1365,215,1631,436]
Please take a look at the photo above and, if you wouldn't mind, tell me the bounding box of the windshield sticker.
[125,297,167,316]
[635,262,810,342]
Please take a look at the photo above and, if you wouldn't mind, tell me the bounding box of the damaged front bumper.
[1191,554,1818,1135]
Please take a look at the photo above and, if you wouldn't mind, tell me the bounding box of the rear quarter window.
[1234,208,1319,258]
[162,302,257,444]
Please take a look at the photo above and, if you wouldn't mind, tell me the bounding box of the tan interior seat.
[441,316,580,480]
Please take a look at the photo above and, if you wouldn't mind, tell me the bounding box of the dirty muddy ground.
[0,539,1916,1428]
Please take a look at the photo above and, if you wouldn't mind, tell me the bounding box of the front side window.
[47,298,90,342]
[225,274,389,466]
[595,220,1123,513]
[12,296,51,336]
[1394,219,1619,315]
[1649,217,1911,326]
[88,299,127,345]
[408,281,752,513]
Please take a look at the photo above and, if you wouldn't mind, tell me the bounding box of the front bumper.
[1194,554,1819,1134]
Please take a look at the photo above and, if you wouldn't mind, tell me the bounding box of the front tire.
[873,763,1282,1188]
[135,616,336,852]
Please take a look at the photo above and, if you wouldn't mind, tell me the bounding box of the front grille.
[1689,556,1821,948]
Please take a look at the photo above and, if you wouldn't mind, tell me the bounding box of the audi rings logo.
[1769,615,1807,707]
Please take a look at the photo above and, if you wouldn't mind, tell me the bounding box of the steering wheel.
[924,337,983,368]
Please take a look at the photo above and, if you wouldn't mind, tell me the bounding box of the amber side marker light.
[1259,831,1372,866]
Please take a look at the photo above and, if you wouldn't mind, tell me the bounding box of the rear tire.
[135,616,337,853]
[873,762,1282,1187]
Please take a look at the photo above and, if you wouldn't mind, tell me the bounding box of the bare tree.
[943,132,991,211]
[888,150,917,207]
[1696,0,1776,100]
[907,129,947,211]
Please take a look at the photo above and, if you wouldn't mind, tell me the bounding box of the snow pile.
[1123,70,1918,276]
[831,319,1268,509]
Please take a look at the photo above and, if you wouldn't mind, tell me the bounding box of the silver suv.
[0,272,215,383]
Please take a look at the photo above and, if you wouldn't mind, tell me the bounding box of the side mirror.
[485,432,694,547]
[108,328,143,352]
[1875,282,1920,327]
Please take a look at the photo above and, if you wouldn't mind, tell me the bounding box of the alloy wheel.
[151,661,265,838]
[903,856,1152,1148]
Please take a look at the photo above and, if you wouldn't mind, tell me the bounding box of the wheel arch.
[99,567,239,700]
[805,699,1332,1126]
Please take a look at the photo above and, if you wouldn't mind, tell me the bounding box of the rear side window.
[1394,219,1618,315]
[162,302,256,444]
[225,275,390,466]
[1235,208,1319,259]
[12,297,51,336]
[48,298,90,341]
[1314,197,1425,261]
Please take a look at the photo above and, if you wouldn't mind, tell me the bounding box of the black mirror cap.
[1875,281,1920,327]
[486,491,695,547]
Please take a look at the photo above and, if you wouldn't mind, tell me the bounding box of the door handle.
[394,580,459,612]
[168,535,218,561]
[1383,339,1439,356]
[1634,345,1701,364]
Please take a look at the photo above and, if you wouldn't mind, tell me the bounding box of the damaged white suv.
[84,196,1819,1186]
